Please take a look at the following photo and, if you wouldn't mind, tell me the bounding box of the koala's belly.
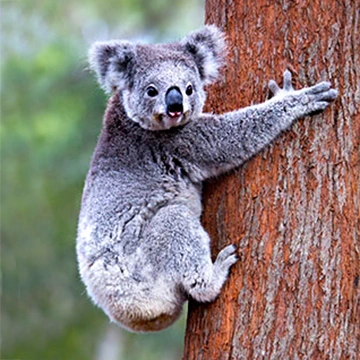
[120,177,202,220]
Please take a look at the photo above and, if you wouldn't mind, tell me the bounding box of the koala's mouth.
[152,110,190,130]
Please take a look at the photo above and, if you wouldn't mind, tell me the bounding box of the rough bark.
[183,1,359,359]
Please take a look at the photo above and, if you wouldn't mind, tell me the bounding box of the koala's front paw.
[269,70,338,118]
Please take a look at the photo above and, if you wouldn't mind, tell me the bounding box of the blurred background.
[1,1,204,359]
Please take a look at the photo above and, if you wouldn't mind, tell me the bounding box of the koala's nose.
[165,87,183,117]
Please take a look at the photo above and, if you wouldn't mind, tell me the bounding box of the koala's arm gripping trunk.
[175,105,286,182]
[172,75,337,182]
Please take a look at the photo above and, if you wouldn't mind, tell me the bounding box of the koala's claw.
[283,69,293,91]
[268,79,281,95]
[301,83,338,111]
[215,244,239,271]
[269,69,293,96]
[318,88,338,101]
[307,81,331,94]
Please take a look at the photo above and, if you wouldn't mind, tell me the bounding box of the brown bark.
[183,1,359,359]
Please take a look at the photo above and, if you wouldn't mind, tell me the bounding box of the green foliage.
[1,1,203,359]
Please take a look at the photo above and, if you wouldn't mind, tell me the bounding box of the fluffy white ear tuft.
[182,25,227,85]
[88,40,136,94]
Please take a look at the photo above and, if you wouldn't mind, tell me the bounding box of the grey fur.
[77,25,338,332]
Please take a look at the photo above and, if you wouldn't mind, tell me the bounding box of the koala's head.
[89,25,227,130]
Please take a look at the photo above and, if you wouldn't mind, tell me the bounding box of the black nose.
[165,87,183,117]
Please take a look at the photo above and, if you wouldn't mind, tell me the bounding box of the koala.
[76,25,337,332]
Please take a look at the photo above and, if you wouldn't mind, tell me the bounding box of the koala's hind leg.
[144,204,238,303]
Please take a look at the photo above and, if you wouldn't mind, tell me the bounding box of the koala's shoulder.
[92,93,141,160]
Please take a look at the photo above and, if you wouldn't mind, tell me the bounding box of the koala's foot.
[214,244,238,273]
[268,70,338,118]
[185,244,238,303]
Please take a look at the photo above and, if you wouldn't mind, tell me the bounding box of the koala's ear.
[88,40,136,93]
[182,25,227,85]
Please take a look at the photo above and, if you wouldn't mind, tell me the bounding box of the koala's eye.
[186,83,193,96]
[146,85,158,97]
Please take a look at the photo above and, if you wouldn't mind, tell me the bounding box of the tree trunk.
[183,1,359,359]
